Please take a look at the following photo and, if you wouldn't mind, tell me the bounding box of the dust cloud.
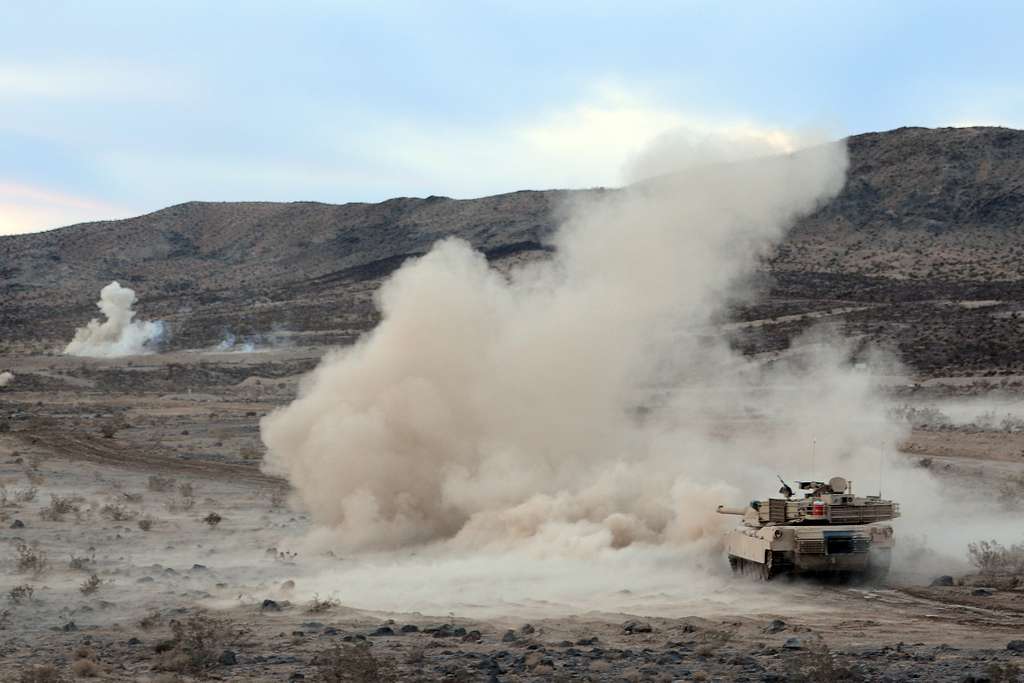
[64,281,165,357]
[0,370,13,387]
[259,131,1007,605]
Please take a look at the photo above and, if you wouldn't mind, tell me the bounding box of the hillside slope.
[3,126,1024,373]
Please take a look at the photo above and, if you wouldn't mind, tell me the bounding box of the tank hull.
[724,523,894,579]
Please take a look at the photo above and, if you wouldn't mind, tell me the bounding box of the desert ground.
[2,341,1023,682]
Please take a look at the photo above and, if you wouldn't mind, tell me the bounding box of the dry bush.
[148,475,175,492]
[203,512,222,528]
[306,594,339,614]
[79,574,102,595]
[99,421,119,439]
[70,658,102,678]
[313,643,397,683]
[40,494,79,521]
[138,517,154,531]
[139,609,162,630]
[984,661,1022,683]
[154,612,240,675]
[15,543,49,576]
[8,584,35,604]
[17,665,63,683]
[967,539,1024,575]
[165,496,196,513]
[68,552,95,572]
[100,502,137,521]
[269,489,287,510]
[2,485,38,506]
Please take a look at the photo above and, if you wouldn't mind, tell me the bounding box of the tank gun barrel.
[716,505,747,516]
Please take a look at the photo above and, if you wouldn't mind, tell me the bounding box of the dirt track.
[2,349,1024,681]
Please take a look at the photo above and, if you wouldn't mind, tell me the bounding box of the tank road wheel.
[760,551,776,581]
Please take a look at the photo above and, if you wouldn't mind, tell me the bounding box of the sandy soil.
[2,349,1024,681]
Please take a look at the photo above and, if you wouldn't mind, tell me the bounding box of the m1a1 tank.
[716,476,899,581]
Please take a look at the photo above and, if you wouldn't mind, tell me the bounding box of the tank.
[716,475,898,581]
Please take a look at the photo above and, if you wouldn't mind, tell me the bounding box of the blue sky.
[2,1,1022,234]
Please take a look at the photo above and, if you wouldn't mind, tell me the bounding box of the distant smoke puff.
[0,371,13,387]
[64,281,165,357]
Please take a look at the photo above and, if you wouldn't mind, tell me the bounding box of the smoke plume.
[64,281,165,357]
[262,133,904,553]
[0,371,13,387]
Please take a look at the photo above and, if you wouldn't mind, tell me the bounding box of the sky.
[2,1,1023,234]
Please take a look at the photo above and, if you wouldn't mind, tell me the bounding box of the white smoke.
[215,330,257,353]
[260,134,879,550]
[0,371,13,387]
[64,281,166,357]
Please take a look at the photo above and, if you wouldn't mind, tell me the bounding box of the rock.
[372,626,394,636]
[400,624,419,633]
[783,637,803,650]
[219,650,237,665]
[930,575,955,587]
[1008,639,1024,653]
[452,627,467,637]
[764,619,786,633]
[136,576,154,583]
[261,599,281,611]
[623,620,653,634]
[10,519,24,529]
[191,564,207,572]
[463,630,482,642]
[520,623,535,634]
[280,580,296,591]
[126,637,141,645]
[971,588,993,596]
[288,674,305,681]
[301,622,324,629]
[502,630,517,643]
[154,640,176,653]
[576,637,598,646]
[62,621,78,632]
[322,628,339,636]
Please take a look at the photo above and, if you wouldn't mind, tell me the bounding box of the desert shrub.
[8,584,35,604]
[138,517,154,531]
[17,664,63,683]
[306,594,339,614]
[154,612,239,675]
[783,643,865,682]
[984,661,1022,683]
[70,658,102,678]
[3,485,38,505]
[40,494,79,521]
[239,444,261,460]
[148,475,175,492]
[139,610,162,630]
[313,643,397,682]
[100,502,136,521]
[15,543,49,576]
[967,539,1024,574]
[269,489,287,510]
[68,552,95,571]
[79,574,102,595]
[99,421,119,439]
[203,512,222,528]
[165,496,195,513]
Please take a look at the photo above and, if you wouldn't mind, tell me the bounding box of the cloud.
[0,62,190,102]
[353,82,814,196]
[0,181,136,234]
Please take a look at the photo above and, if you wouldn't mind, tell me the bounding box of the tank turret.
[717,475,898,581]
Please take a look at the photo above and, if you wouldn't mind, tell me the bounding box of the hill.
[3,126,1024,374]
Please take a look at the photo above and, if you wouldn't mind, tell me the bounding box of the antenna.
[811,438,816,481]
[878,442,884,498]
